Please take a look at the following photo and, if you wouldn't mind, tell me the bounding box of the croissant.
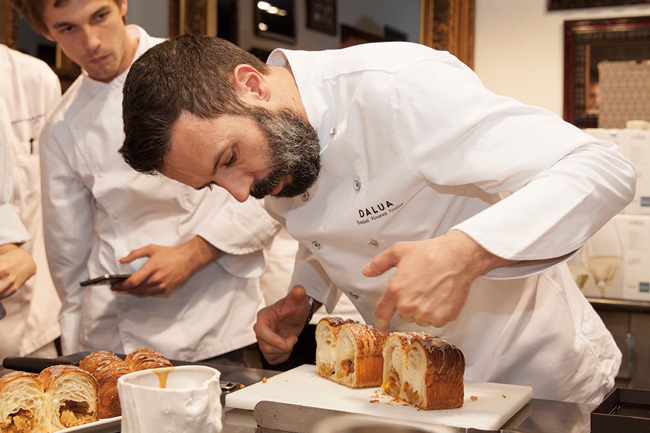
[79,351,132,419]
[0,371,51,433]
[315,317,359,380]
[382,332,465,410]
[38,365,98,430]
[124,348,173,372]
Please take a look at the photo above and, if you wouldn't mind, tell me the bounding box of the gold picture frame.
[419,0,475,69]
[563,16,650,128]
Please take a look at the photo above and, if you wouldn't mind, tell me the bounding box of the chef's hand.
[254,285,312,365]
[362,230,516,335]
[0,244,36,299]
[112,236,222,297]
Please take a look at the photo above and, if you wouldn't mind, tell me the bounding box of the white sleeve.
[197,195,280,278]
[39,124,94,303]
[0,106,29,245]
[290,243,340,312]
[395,58,636,278]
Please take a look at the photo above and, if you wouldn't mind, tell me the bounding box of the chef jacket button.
[353,180,361,191]
[302,191,310,201]
[311,241,321,250]
[349,292,360,299]
[329,126,337,136]
[369,240,379,248]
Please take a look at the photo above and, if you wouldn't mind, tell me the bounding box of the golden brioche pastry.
[382,332,465,410]
[315,317,386,388]
[315,317,359,380]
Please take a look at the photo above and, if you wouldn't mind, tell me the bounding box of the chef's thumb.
[286,285,308,305]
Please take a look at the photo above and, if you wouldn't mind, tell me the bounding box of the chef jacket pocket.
[9,138,41,209]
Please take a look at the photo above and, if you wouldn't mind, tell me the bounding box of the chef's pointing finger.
[374,288,398,336]
[362,248,398,278]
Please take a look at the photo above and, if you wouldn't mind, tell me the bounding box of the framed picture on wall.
[549,0,650,10]
[563,16,650,128]
[306,0,337,35]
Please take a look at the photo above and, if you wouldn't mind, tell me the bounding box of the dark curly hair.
[119,34,270,175]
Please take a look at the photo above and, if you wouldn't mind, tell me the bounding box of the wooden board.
[225,365,532,431]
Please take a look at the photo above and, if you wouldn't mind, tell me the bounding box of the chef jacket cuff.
[452,225,577,279]
[197,198,280,255]
[0,204,29,245]
[216,250,266,279]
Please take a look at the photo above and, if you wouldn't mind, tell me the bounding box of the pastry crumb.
[262,377,267,383]
[470,395,478,401]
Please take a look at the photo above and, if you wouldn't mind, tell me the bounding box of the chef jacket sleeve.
[196,196,281,278]
[39,125,94,306]
[0,114,29,245]
[394,56,636,278]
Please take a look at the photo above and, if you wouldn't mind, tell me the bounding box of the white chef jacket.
[265,42,636,404]
[0,45,62,360]
[40,26,279,361]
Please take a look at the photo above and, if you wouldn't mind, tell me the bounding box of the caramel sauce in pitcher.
[154,367,174,388]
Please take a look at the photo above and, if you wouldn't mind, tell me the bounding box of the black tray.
[591,388,650,433]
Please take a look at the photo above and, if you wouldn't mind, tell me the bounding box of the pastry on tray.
[0,371,50,433]
[79,350,132,419]
[38,364,98,430]
[124,347,173,372]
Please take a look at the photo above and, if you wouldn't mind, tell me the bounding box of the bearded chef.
[118,36,636,404]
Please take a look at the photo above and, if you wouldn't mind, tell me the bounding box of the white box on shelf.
[616,214,650,302]
[617,129,650,215]
[582,128,619,144]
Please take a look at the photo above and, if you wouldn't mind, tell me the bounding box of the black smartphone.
[80,274,132,286]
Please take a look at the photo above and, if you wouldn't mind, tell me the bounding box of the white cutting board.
[226,365,532,431]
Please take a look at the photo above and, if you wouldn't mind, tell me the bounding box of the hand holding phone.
[80,274,132,286]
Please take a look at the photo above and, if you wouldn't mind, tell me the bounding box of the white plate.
[58,417,121,433]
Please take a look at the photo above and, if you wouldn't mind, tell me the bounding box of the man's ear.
[43,31,56,42]
[233,65,270,105]
[120,0,129,19]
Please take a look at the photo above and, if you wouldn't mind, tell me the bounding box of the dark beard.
[248,107,321,199]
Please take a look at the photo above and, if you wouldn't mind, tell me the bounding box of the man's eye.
[225,153,236,167]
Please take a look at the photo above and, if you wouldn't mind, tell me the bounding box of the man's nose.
[219,175,253,203]
[81,26,101,51]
